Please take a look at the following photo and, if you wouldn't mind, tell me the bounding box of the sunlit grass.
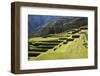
[29,32,88,60]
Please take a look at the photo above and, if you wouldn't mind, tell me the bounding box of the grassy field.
[28,27,88,60]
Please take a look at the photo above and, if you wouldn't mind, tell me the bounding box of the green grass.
[29,31,88,60]
[29,37,59,43]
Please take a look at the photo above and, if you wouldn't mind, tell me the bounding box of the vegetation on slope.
[28,28,88,60]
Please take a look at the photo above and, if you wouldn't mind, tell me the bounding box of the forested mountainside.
[28,15,88,37]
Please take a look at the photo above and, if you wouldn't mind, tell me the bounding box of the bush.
[59,44,62,47]
[54,47,57,51]
[83,42,88,48]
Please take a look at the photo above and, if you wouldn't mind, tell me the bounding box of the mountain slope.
[28,15,88,37]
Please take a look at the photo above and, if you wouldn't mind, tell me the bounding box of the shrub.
[54,47,57,51]
[59,44,62,47]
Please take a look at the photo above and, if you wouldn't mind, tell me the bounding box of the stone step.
[33,43,58,46]
[29,48,48,52]
[59,38,67,40]
[37,46,54,49]
[80,27,88,30]
[28,51,41,57]
[72,35,80,38]
[67,38,74,41]
[41,40,63,43]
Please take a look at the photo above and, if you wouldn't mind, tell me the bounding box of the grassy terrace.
[28,27,88,60]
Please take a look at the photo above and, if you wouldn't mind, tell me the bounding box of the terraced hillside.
[28,26,88,60]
